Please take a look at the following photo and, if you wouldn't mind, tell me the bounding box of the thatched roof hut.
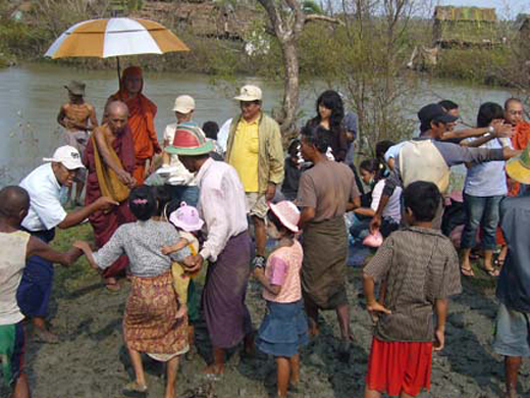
[433,6,500,48]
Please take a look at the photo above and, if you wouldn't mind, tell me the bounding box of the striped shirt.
[364,227,461,342]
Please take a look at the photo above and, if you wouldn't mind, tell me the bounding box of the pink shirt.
[197,158,248,262]
[263,240,303,303]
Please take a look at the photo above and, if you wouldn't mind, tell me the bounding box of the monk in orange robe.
[107,66,161,184]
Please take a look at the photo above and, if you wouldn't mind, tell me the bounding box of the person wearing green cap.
[167,124,254,374]
[493,141,530,398]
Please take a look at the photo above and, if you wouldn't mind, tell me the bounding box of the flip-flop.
[461,267,475,277]
[485,268,500,277]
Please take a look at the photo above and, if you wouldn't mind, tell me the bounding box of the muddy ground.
[2,225,530,398]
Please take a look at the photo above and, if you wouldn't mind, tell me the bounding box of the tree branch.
[305,14,345,26]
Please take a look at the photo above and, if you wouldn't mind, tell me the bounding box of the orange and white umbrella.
[45,17,189,59]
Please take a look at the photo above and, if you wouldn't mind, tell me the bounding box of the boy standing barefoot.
[0,186,82,398]
[362,181,461,398]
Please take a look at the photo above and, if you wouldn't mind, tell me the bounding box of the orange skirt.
[366,337,432,396]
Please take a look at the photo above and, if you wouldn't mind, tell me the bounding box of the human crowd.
[2,65,530,398]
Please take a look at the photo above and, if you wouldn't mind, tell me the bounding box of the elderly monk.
[84,101,136,291]
[107,66,161,184]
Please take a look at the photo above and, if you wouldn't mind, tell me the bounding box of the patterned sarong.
[123,272,188,356]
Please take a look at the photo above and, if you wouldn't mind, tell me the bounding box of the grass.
[50,223,100,296]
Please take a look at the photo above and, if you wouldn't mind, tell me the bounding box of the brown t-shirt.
[364,227,462,342]
[296,160,360,222]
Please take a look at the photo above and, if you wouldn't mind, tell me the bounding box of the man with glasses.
[17,146,116,342]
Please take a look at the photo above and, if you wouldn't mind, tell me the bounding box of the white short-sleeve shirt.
[20,163,67,232]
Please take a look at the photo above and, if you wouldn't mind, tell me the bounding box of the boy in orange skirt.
[362,181,462,398]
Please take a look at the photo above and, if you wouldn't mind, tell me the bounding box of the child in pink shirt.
[253,201,308,398]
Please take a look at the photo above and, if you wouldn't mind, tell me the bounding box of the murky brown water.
[0,63,515,183]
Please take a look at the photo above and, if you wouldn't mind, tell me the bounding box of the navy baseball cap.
[418,103,458,126]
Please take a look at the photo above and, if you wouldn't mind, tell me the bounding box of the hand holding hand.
[183,255,203,273]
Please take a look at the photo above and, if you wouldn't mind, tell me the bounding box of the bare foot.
[33,328,59,344]
[203,364,224,375]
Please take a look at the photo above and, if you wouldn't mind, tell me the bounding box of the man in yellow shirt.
[226,85,284,268]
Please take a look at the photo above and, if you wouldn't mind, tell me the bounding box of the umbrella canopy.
[45,17,189,59]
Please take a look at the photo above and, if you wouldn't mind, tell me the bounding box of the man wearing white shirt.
[166,125,253,375]
[17,146,115,342]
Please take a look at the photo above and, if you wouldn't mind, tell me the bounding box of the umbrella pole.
[116,56,121,88]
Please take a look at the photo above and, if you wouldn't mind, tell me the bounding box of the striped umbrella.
[45,17,189,59]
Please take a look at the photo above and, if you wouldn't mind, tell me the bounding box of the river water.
[0,63,515,184]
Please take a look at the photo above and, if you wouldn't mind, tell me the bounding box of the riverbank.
[1,224,527,398]
[0,1,524,88]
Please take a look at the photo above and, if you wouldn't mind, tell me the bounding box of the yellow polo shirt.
[228,118,259,192]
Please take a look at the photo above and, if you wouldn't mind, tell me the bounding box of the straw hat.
[64,80,85,96]
[506,142,530,184]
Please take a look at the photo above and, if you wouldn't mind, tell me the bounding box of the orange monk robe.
[110,66,161,184]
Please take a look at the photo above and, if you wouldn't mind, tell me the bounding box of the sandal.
[122,381,147,397]
[485,268,500,277]
[461,267,475,277]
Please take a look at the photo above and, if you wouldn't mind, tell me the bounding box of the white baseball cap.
[173,95,195,114]
[43,145,85,170]
[234,85,262,102]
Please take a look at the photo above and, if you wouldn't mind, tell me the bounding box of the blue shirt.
[464,137,507,197]
[497,196,530,312]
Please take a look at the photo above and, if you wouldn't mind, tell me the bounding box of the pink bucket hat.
[269,201,300,233]
[169,202,204,232]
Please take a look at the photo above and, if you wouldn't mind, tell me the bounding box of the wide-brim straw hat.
[506,142,530,184]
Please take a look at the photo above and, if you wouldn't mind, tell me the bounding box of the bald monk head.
[106,101,129,135]
[0,186,30,226]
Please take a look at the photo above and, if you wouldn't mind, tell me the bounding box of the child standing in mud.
[74,186,191,398]
[253,201,308,398]
[362,181,462,398]
[0,186,82,398]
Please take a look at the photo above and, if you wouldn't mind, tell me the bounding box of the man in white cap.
[225,84,284,268]
[17,146,116,342]
[161,95,202,206]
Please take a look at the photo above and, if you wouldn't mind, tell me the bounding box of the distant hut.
[433,6,499,49]
[517,14,530,41]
